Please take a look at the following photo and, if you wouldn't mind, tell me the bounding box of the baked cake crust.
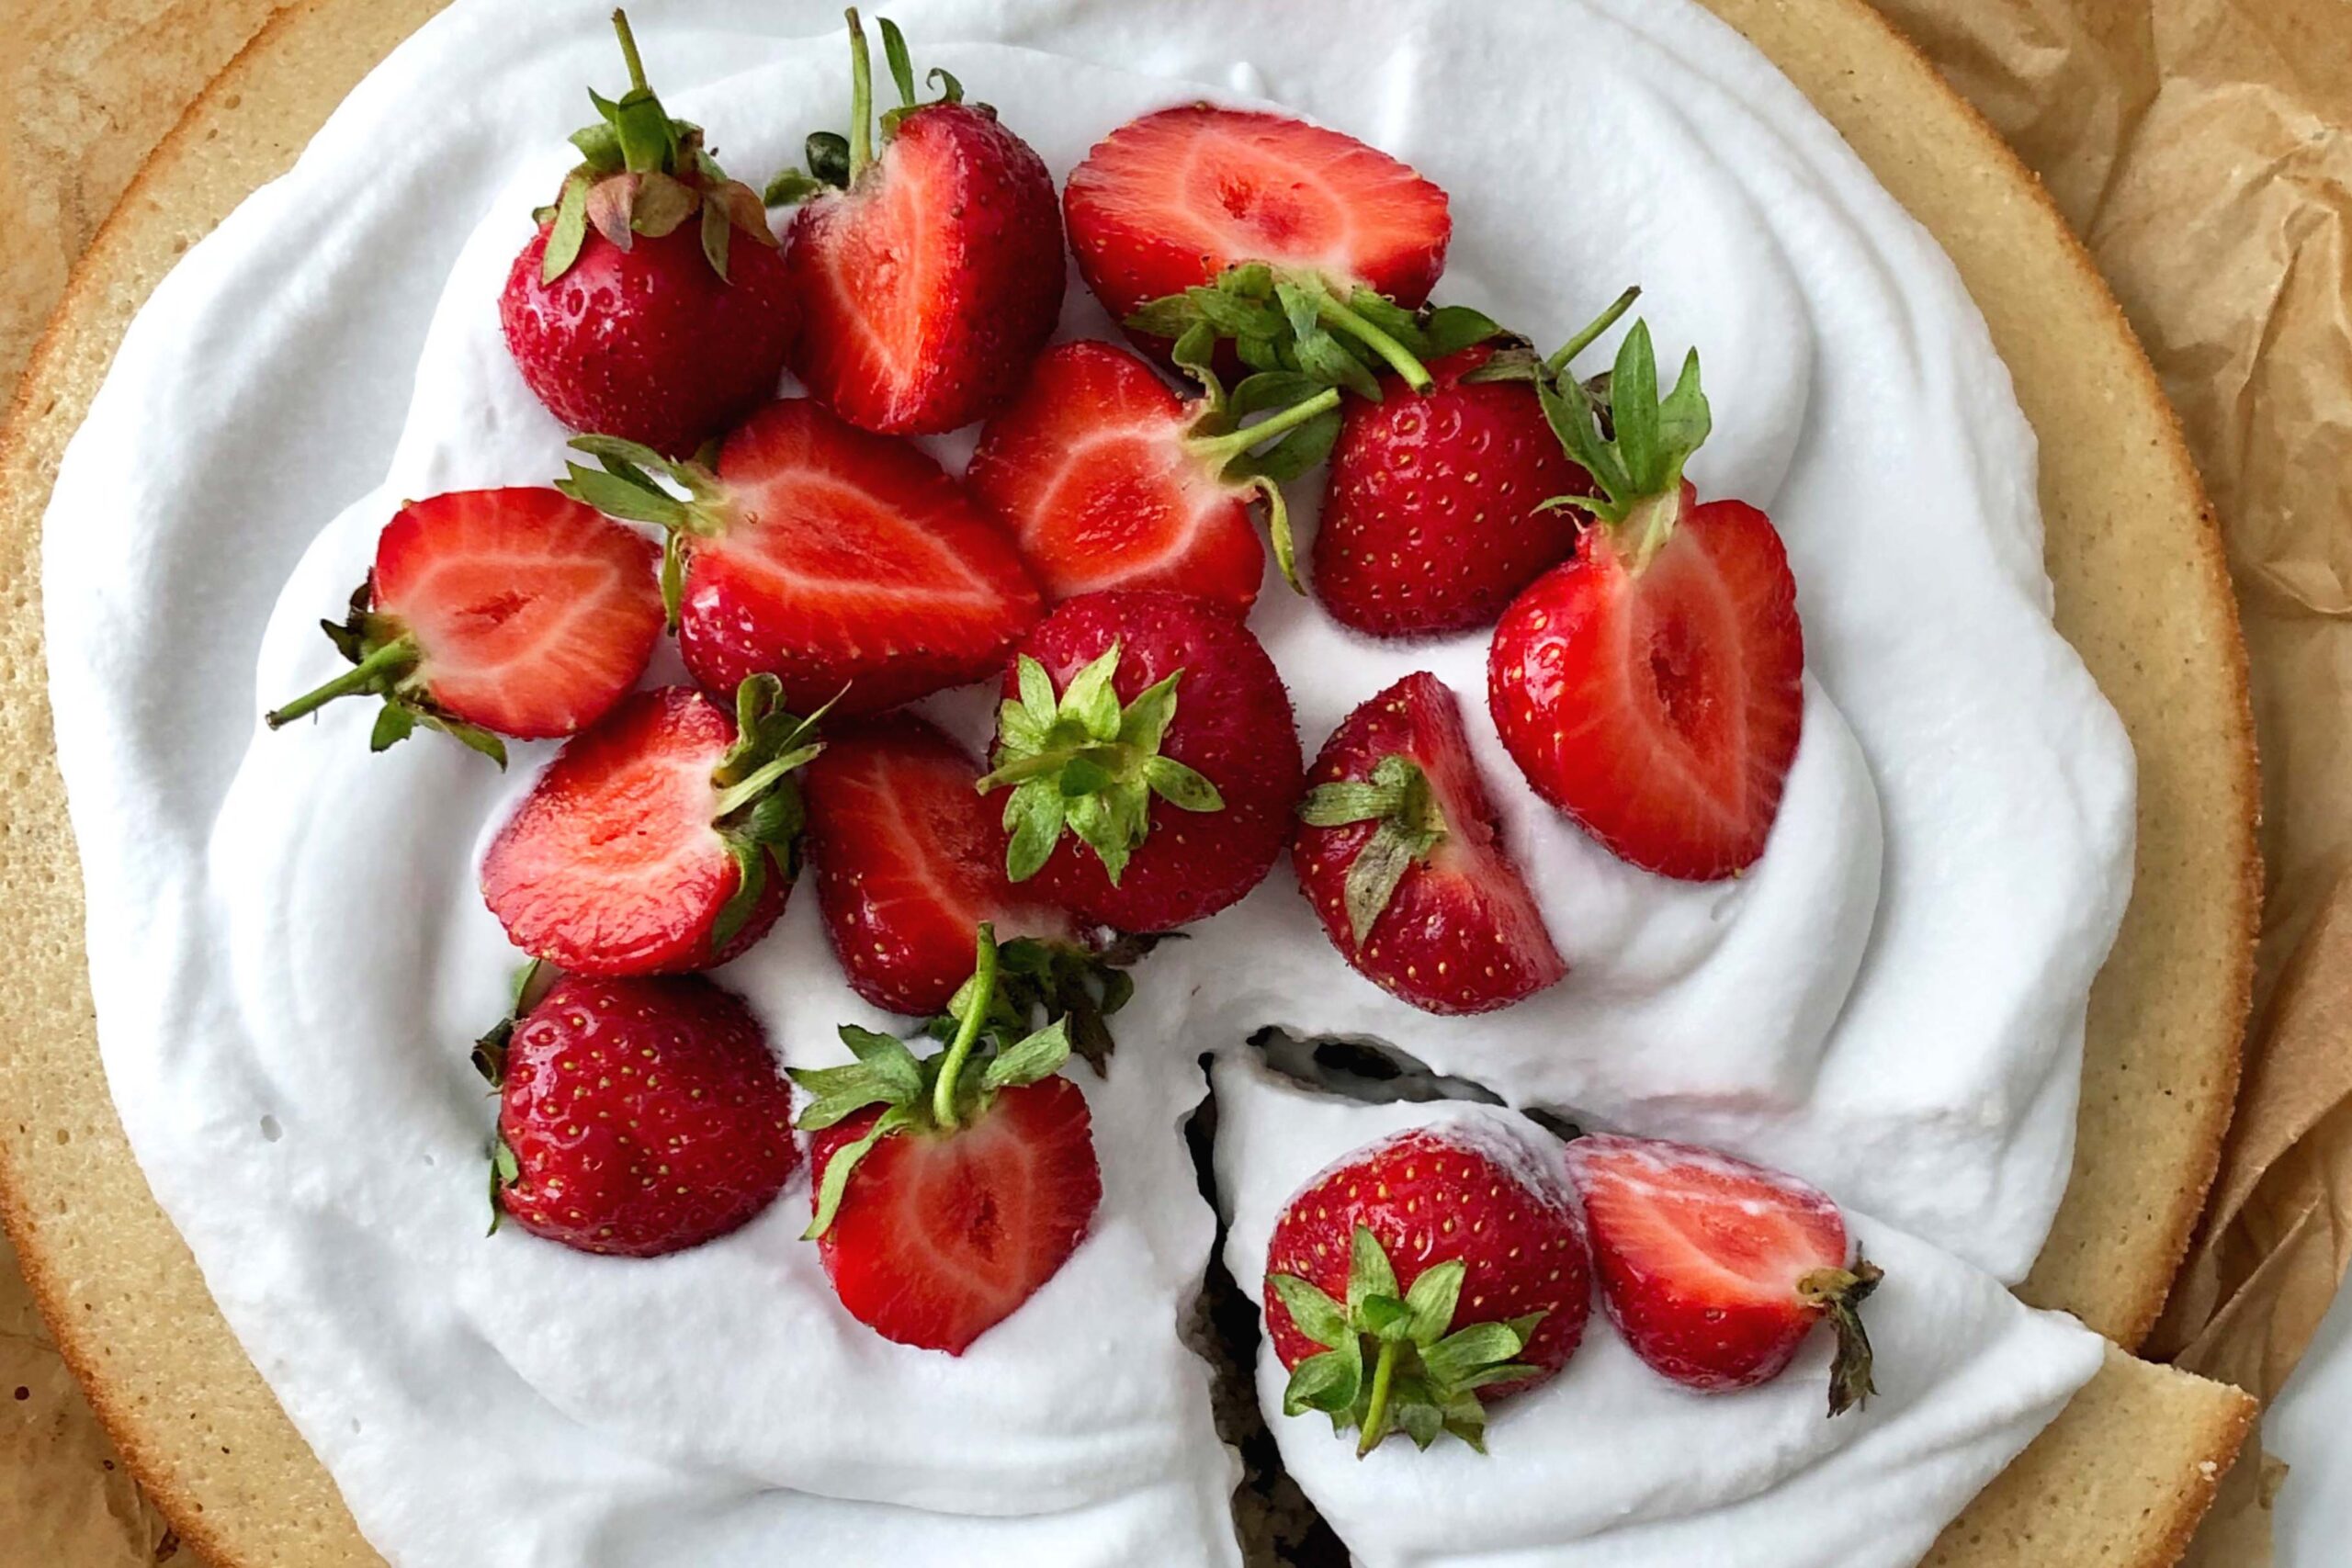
[0,0,2259,1562]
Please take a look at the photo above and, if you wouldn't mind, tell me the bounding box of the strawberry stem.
[844,8,876,181]
[1355,1337,1402,1458]
[930,923,1000,1129]
[1185,387,1343,468]
[611,9,650,95]
[1317,294,1431,391]
[1543,285,1641,378]
[264,636,418,728]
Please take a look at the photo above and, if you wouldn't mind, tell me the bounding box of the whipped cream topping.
[40,0,2132,1563]
[1211,1052,2105,1568]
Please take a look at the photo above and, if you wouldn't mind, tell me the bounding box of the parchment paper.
[3,1,2347,1562]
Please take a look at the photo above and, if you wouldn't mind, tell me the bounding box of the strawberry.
[965,340,1347,606]
[979,589,1302,931]
[1295,673,1565,1014]
[1262,1124,1590,1455]
[1312,291,1640,637]
[499,11,795,457]
[480,968,797,1258]
[481,678,824,976]
[765,13,1062,434]
[1065,106,1451,377]
[265,488,663,765]
[1563,1134,1883,1416]
[800,715,1076,1015]
[1487,320,1804,880]
[794,926,1102,1354]
[556,399,1041,716]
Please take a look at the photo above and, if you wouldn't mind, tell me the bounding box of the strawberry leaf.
[1348,1224,1399,1312]
[1283,1346,1363,1417]
[1298,752,1449,944]
[978,1017,1072,1091]
[1798,1251,1884,1417]
[1272,1272,1352,1349]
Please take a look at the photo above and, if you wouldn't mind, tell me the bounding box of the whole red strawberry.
[795,926,1101,1354]
[979,590,1302,931]
[1262,1123,1590,1455]
[1564,1134,1883,1416]
[488,971,797,1258]
[1313,294,1640,637]
[557,400,1041,716]
[481,679,823,976]
[499,12,796,457]
[1295,673,1565,1014]
[767,13,1062,434]
[1488,319,1804,880]
[966,340,1345,609]
[800,715,1075,1016]
[1066,106,1450,372]
[265,488,662,764]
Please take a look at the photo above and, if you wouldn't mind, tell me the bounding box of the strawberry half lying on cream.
[966,339,1343,608]
[980,589,1303,932]
[1487,319,1805,881]
[1263,1123,1590,1455]
[794,926,1102,1354]
[556,399,1041,716]
[1295,672,1565,1015]
[498,11,795,457]
[1065,105,1452,375]
[264,487,663,766]
[481,679,823,976]
[767,12,1063,434]
[1566,1133,1883,1416]
[482,970,798,1258]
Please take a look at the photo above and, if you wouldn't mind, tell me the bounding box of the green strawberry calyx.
[1125,263,1501,402]
[1296,753,1449,946]
[1165,327,1344,595]
[1272,1224,1545,1458]
[922,930,1166,1077]
[975,645,1224,887]
[471,957,560,1236]
[1798,1251,1884,1418]
[263,574,509,768]
[703,675,832,949]
[791,922,1082,1237]
[537,10,779,286]
[763,10,973,207]
[553,434,737,630]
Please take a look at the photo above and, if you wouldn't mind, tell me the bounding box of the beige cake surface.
[0,0,2259,1562]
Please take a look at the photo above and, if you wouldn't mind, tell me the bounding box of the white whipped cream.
[1211,1052,2105,1568]
[40,0,2132,1564]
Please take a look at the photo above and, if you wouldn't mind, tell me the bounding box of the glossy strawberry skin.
[502,223,797,457]
[1314,345,1593,638]
[1564,1134,1851,1393]
[1064,105,1450,361]
[966,341,1262,610]
[678,399,1042,715]
[801,716,1076,1015]
[1007,590,1302,931]
[1262,1126,1590,1391]
[809,1076,1101,1354]
[1487,490,1804,881]
[498,973,798,1258]
[371,488,662,737]
[786,104,1064,436]
[481,688,787,976]
[1295,673,1566,1014]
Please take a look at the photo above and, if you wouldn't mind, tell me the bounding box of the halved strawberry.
[981,590,1303,931]
[964,340,1344,607]
[265,487,662,765]
[1295,673,1565,1014]
[557,399,1041,715]
[499,11,794,457]
[1487,321,1804,880]
[481,679,823,975]
[1564,1134,1882,1416]
[1065,105,1450,368]
[795,926,1102,1354]
[768,14,1063,434]
[800,715,1076,1016]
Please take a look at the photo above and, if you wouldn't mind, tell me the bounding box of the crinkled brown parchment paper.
[3,1,2347,1562]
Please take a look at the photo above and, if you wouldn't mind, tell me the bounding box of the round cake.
[0,0,2259,1564]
